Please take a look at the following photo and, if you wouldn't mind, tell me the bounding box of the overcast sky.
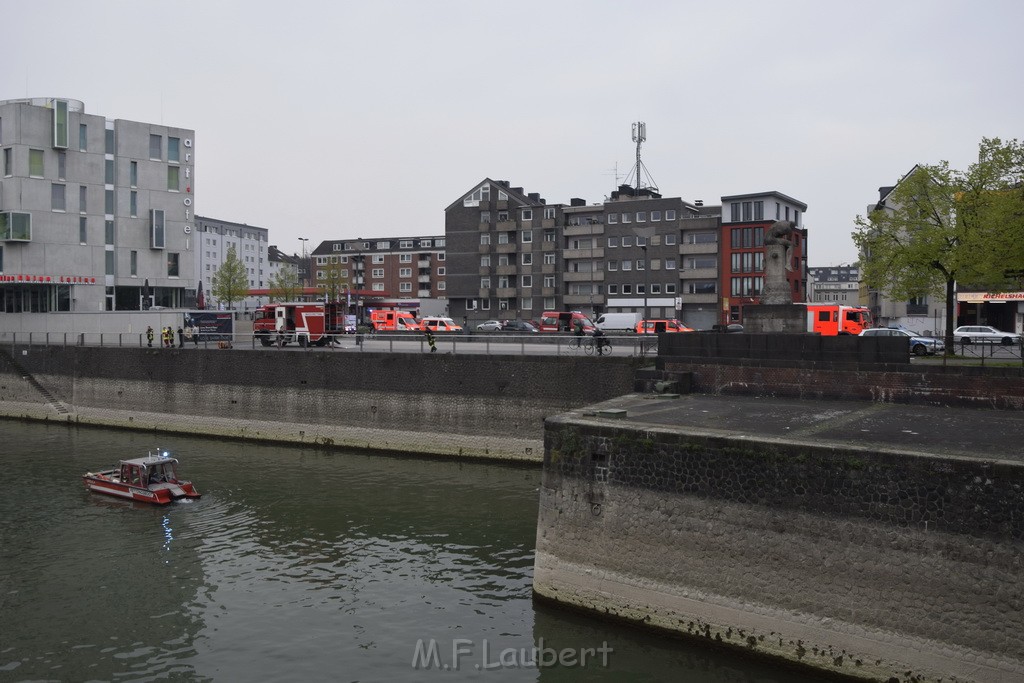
[5,0,1021,265]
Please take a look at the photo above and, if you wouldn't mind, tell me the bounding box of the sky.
[4,0,1022,265]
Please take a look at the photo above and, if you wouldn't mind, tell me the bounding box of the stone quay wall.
[658,333,1024,410]
[534,418,1024,682]
[0,346,637,462]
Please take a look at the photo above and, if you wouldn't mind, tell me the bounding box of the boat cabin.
[119,456,179,487]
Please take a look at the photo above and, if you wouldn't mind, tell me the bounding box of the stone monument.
[743,220,806,333]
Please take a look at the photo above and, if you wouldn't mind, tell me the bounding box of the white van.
[596,312,641,332]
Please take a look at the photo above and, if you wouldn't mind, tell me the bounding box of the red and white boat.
[83,451,201,504]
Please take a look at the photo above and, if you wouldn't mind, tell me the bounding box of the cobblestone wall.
[535,420,1024,682]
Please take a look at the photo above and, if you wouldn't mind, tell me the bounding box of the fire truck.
[253,302,347,347]
[801,303,872,335]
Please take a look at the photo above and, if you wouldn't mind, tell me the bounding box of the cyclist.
[592,327,609,356]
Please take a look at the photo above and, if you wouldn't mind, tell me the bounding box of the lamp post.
[298,238,309,295]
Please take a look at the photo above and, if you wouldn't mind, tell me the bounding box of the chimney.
[570,198,586,207]
[528,192,540,202]
[512,187,523,196]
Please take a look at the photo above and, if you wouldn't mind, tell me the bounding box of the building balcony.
[418,290,432,298]
[497,220,517,231]
[679,293,718,304]
[495,243,517,254]
[564,247,604,259]
[563,271,604,282]
[563,294,604,305]
[479,222,491,232]
[563,223,604,237]
[541,218,556,229]
[478,266,492,276]
[541,241,558,251]
[541,287,557,297]
[496,264,517,275]
[680,267,718,279]
[541,264,556,274]
[496,200,507,210]
[478,288,492,298]
[478,244,493,254]
[418,260,431,268]
[496,287,517,298]
[680,242,718,255]
[418,275,430,283]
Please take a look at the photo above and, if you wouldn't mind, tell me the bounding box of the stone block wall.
[534,419,1024,682]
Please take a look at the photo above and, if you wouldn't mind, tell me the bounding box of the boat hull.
[83,472,200,505]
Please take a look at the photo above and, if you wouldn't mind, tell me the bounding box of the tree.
[319,260,349,304]
[267,264,301,303]
[211,246,249,310]
[853,137,1024,351]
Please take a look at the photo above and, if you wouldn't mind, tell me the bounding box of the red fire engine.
[802,304,872,335]
[253,302,347,347]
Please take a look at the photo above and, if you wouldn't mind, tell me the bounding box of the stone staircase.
[0,349,71,415]
[633,367,693,395]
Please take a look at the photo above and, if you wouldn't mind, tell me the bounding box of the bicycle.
[584,337,613,356]
[568,335,586,352]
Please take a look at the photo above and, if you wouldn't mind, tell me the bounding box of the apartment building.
[194,216,268,310]
[807,264,860,303]
[0,97,197,312]
[309,235,446,314]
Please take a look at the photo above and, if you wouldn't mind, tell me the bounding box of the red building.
[719,192,808,325]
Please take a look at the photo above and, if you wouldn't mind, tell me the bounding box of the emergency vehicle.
[801,304,872,335]
[253,302,347,347]
[369,309,421,332]
[538,311,596,333]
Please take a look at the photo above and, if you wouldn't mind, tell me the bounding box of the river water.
[0,421,823,683]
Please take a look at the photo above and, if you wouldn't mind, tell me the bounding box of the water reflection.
[0,421,822,682]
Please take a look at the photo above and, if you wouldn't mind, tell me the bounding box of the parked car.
[420,317,463,333]
[635,319,693,334]
[953,325,1021,345]
[476,320,503,332]
[595,312,641,332]
[502,320,538,332]
[860,327,945,356]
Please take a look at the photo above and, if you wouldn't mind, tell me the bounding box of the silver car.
[860,328,944,356]
[952,325,1021,345]
[475,320,503,332]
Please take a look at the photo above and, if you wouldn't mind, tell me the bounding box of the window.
[521,253,533,265]
[168,137,180,163]
[622,260,632,271]
[622,284,632,294]
[399,267,412,277]
[105,128,114,154]
[480,211,490,223]
[622,236,634,247]
[105,250,115,276]
[498,232,510,245]
[79,124,88,151]
[53,99,69,148]
[651,284,662,294]
[480,234,491,245]
[130,250,137,276]
[51,184,66,211]
[79,217,87,243]
[607,213,618,224]
[607,260,618,271]
[105,220,114,245]
[463,184,491,205]
[664,234,677,245]
[372,283,384,291]
[544,229,556,242]
[3,148,10,176]
[29,149,44,177]
[621,213,631,223]
[665,258,677,270]
[688,280,717,294]
[371,268,384,278]
[150,209,165,248]
[0,212,31,241]
[400,282,412,293]
[521,275,532,287]
[607,284,618,295]
[650,259,661,270]
[376,241,390,249]
[130,161,138,188]
[651,211,661,221]
[437,266,445,276]
[636,212,646,222]
[399,253,412,263]
[636,259,645,271]
[58,151,66,180]
[399,240,413,248]
[543,297,555,310]
[372,254,385,264]
[167,252,180,277]
[636,236,647,247]
[666,283,677,294]
[544,207,556,220]
[480,277,491,288]
[607,236,619,248]
[521,209,532,221]
[665,210,676,220]
[167,166,179,191]
[543,253,556,265]
[480,255,491,267]
[78,185,87,213]
[105,189,114,214]
[498,211,509,221]
[754,201,764,220]
[149,134,162,160]
[522,230,533,243]
[521,297,533,310]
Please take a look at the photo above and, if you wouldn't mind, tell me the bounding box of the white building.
[194,216,268,310]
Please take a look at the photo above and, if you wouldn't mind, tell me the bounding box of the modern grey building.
[0,97,197,313]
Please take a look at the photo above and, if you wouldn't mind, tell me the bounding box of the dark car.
[502,320,538,333]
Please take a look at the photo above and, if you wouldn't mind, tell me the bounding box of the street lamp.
[298,238,309,293]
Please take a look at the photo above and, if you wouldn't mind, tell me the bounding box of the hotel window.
[79,216,87,243]
[665,210,676,220]
[105,158,114,184]
[105,128,114,154]
[168,137,180,163]
[130,161,138,187]
[151,209,165,248]
[29,149,44,177]
[105,189,114,214]
[167,252,180,277]
[130,191,138,217]
[79,124,88,151]
[168,166,180,191]
[79,186,87,213]
[149,134,162,160]
[105,220,115,245]
[3,148,11,176]
[130,250,138,276]
[522,253,533,265]
[52,99,69,148]
[522,230,533,243]
[51,184,66,211]
[58,151,66,180]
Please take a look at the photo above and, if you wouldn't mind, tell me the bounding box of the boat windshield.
[148,461,178,484]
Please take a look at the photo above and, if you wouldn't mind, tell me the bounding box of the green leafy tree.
[853,137,1024,350]
[267,264,301,303]
[319,261,349,304]
[211,246,249,310]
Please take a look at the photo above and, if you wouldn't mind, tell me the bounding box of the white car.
[952,325,1021,345]
[476,320,503,332]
